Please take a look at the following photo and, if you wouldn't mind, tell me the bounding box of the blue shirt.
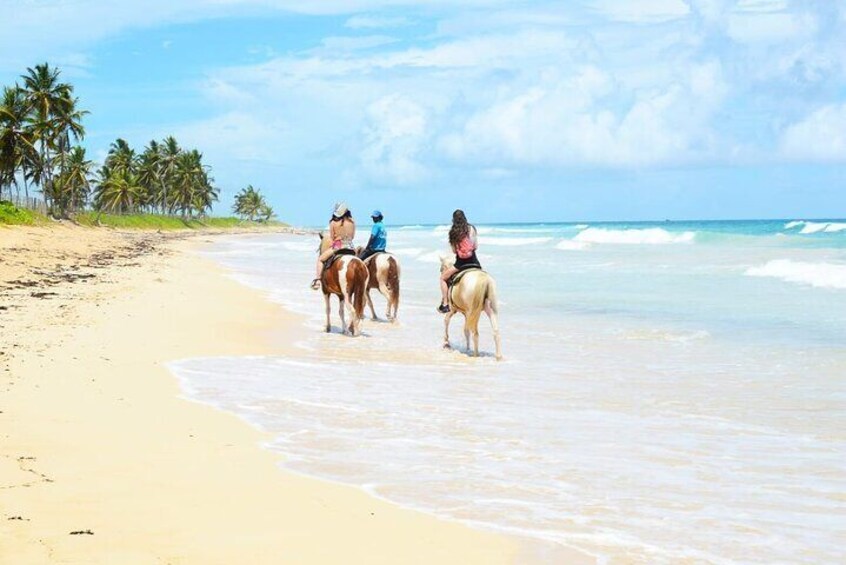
[370,221,387,251]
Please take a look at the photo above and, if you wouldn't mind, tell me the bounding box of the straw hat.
[333,201,348,217]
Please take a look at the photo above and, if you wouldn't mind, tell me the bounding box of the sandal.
[310,279,321,290]
[437,303,450,314]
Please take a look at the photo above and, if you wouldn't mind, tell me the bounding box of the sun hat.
[333,201,348,217]
[371,210,383,218]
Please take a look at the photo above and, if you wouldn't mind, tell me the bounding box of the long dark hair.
[332,210,353,225]
[448,209,470,248]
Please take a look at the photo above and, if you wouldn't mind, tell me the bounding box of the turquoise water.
[173,219,846,563]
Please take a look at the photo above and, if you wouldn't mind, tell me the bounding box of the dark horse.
[318,232,369,336]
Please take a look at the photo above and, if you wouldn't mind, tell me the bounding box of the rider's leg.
[440,267,458,307]
[313,249,334,289]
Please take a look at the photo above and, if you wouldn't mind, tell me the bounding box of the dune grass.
[0,201,47,226]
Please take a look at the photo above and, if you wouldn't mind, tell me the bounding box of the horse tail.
[352,259,368,320]
[387,256,400,301]
[465,273,491,333]
[484,276,498,314]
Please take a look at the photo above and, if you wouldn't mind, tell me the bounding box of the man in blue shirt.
[359,210,387,261]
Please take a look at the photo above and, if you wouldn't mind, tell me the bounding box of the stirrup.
[310,278,321,290]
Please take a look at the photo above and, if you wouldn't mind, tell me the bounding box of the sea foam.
[556,239,589,251]
[574,227,695,245]
[784,221,846,234]
[481,236,553,247]
[745,259,846,289]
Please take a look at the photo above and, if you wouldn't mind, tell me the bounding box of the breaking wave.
[574,227,696,245]
[784,221,846,234]
[745,259,846,289]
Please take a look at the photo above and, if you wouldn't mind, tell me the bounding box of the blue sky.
[2,0,844,224]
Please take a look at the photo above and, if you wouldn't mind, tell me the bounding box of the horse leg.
[463,316,471,353]
[346,294,357,335]
[390,290,399,322]
[338,298,346,335]
[367,289,377,321]
[324,293,331,333]
[443,311,455,349]
[485,300,502,361]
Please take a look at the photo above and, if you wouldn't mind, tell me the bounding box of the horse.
[439,256,502,360]
[317,232,369,336]
[356,248,401,322]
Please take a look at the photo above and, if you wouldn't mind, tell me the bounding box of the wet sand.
[0,225,587,563]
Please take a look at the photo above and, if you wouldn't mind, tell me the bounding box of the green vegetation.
[0,200,45,225]
[0,63,282,228]
[233,185,275,222]
[73,212,273,230]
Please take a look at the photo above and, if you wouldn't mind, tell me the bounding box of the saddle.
[324,248,355,270]
[448,267,482,288]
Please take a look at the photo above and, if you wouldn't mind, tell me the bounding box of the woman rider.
[437,209,481,313]
[312,202,356,290]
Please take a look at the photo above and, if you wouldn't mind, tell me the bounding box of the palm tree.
[93,164,142,214]
[158,136,181,213]
[51,95,87,181]
[138,140,162,212]
[105,138,136,176]
[233,185,268,221]
[20,63,76,210]
[54,146,92,214]
[172,149,216,218]
[0,86,37,201]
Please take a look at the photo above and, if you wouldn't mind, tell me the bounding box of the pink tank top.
[456,234,476,259]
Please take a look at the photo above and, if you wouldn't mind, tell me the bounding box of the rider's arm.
[469,226,478,250]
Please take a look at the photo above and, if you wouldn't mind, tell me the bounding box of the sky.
[2,0,844,225]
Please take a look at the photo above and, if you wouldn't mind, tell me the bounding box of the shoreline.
[0,225,587,563]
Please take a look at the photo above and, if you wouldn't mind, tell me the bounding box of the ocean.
[171,219,846,563]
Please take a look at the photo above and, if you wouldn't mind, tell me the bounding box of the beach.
[180,222,845,563]
[0,225,578,564]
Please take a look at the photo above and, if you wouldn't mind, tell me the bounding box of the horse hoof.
[443,343,451,350]
[496,355,503,362]
[325,326,331,333]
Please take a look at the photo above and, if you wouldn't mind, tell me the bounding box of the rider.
[359,210,387,262]
[438,209,481,313]
[311,202,356,290]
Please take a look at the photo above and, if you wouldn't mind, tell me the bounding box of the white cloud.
[319,35,399,52]
[172,111,290,164]
[726,10,818,43]
[441,60,728,167]
[344,15,410,29]
[359,94,429,184]
[780,104,846,162]
[589,0,690,23]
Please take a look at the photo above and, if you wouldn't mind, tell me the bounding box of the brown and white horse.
[318,233,369,336]
[439,257,502,360]
[357,250,401,322]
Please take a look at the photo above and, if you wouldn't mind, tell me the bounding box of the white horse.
[439,257,502,360]
[359,251,401,322]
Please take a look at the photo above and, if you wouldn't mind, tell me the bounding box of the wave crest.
[745,259,846,289]
[784,220,846,234]
[481,236,552,247]
[573,227,695,245]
